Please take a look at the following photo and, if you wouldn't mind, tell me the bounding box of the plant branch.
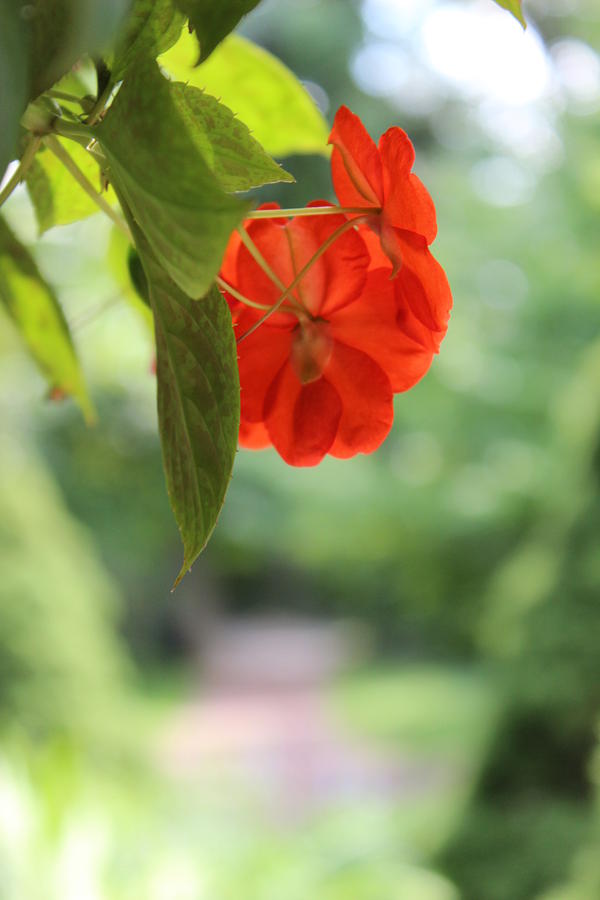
[51,118,94,141]
[215,276,271,311]
[237,226,287,292]
[247,205,380,219]
[237,215,370,344]
[47,89,94,112]
[45,135,131,239]
[234,228,306,315]
[0,136,42,208]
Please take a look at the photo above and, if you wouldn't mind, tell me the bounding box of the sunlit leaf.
[0,4,29,179]
[160,30,330,158]
[27,0,132,99]
[25,138,114,234]
[491,0,526,27]
[133,226,240,586]
[164,80,294,191]
[112,0,185,81]
[97,59,249,298]
[0,216,93,420]
[174,0,261,62]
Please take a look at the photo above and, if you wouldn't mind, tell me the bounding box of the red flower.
[329,106,438,280]
[357,223,452,347]
[221,203,448,467]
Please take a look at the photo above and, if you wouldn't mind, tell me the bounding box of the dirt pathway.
[156,617,452,822]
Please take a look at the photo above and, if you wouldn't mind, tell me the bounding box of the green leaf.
[491,0,526,27]
[134,227,240,587]
[0,216,93,420]
[160,30,330,158]
[164,80,294,192]
[96,59,250,298]
[112,0,185,81]
[174,0,262,62]
[27,0,132,99]
[0,3,29,179]
[25,138,114,234]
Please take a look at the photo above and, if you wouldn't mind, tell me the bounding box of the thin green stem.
[0,136,42,208]
[235,227,306,315]
[237,226,287,292]
[215,276,271,311]
[44,135,131,239]
[51,117,94,142]
[247,205,380,219]
[237,215,370,344]
[47,89,93,112]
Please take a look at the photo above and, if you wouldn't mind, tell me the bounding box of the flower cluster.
[218,106,452,467]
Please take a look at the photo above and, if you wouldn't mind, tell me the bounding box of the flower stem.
[215,276,271,311]
[247,205,380,219]
[237,226,287,292]
[237,215,370,344]
[0,136,42,208]
[51,117,94,142]
[44,135,131,238]
[235,227,306,315]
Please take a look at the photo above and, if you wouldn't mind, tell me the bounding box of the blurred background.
[1,0,600,897]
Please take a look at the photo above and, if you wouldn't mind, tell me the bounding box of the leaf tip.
[171,563,188,591]
[494,0,527,28]
[514,9,527,27]
[280,167,296,184]
[173,549,198,590]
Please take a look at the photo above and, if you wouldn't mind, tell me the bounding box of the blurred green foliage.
[0,434,131,747]
[0,662,481,900]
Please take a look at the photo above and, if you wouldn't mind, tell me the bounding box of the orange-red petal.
[392,230,452,342]
[237,218,294,311]
[264,362,342,466]
[238,324,292,423]
[324,341,394,459]
[236,204,370,321]
[330,269,435,392]
[354,225,451,349]
[239,419,271,449]
[281,214,325,314]
[357,223,391,271]
[292,202,370,317]
[379,129,437,243]
[329,106,383,209]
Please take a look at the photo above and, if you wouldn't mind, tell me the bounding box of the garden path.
[156,617,453,822]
